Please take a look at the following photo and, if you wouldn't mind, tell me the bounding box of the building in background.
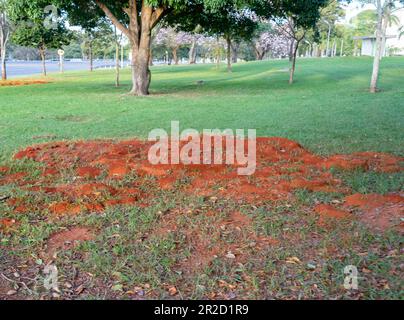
[353,35,400,56]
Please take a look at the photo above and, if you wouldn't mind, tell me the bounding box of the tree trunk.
[326,24,331,57]
[131,37,151,96]
[226,36,232,73]
[189,39,196,64]
[354,40,358,56]
[1,20,8,81]
[89,42,93,72]
[231,42,239,63]
[172,48,179,65]
[39,47,47,77]
[95,1,167,96]
[116,40,120,87]
[289,41,299,85]
[121,44,124,67]
[380,12,389,60]
[370,0,383,93]
[254,47,264,60]
[289,39,295,62]
[1,47,6,80]
[340,39,344,57]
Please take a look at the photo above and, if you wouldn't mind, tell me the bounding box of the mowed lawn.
[0,57,403,301]
[0,56,403,161]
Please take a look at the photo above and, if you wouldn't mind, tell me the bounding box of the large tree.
[8,0,72,76]
[56,0,215,96]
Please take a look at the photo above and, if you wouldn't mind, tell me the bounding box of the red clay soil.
[0,218,18,233]
[343,194,404,232]
[0,80,49,87]
[46,227,94,258]
[314,204,352,226]
[1,137,403,232]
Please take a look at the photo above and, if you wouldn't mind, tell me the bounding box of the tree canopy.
[8,0,71,52]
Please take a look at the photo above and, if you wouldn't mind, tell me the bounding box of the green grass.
[1,57,403,300]
[0,56,403,161]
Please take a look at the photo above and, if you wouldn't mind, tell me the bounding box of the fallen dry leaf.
[168,286,177,296]
[286,257,301,264]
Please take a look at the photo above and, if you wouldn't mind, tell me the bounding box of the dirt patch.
[76,166,102,179]
[46,227,94,259]
[0,80,50,87]
[344,193,404,232]
[0,218,18,233]
[314,204,352,226]
[1,137,403,232]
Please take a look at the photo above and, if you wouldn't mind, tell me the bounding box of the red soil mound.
[46,227,94,258]
[0,80,49,87]
[344,194,404,232]
[76,166,102,178]
[2,137,403,232]
[314,204,352,226]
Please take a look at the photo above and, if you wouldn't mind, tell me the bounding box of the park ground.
[0,57,403,300]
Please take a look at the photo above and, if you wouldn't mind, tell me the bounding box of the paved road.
[5,60,124,78]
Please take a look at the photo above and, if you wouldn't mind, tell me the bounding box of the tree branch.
[95,0,131,39]
[127,0,139,44]
[151,7,168,29]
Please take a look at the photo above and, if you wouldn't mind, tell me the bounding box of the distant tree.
[351,9,378,35]
[8,45,39,60]
[155,27,192,65]
[270,0,328,84]
[199,4,258,72]
[63,31,85,59]
[0,0,11,80]
[317,0,345,57]
[169,1,258,72]
[187,25,203,64]
[8,0,72,76]
[253,23,289,60]
[81,22,116,71]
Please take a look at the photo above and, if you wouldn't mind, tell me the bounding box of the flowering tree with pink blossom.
[155,27,193,65]
[254,25,290,60]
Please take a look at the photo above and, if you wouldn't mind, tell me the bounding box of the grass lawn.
[0,56,403,160]
[0,57,403,300]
